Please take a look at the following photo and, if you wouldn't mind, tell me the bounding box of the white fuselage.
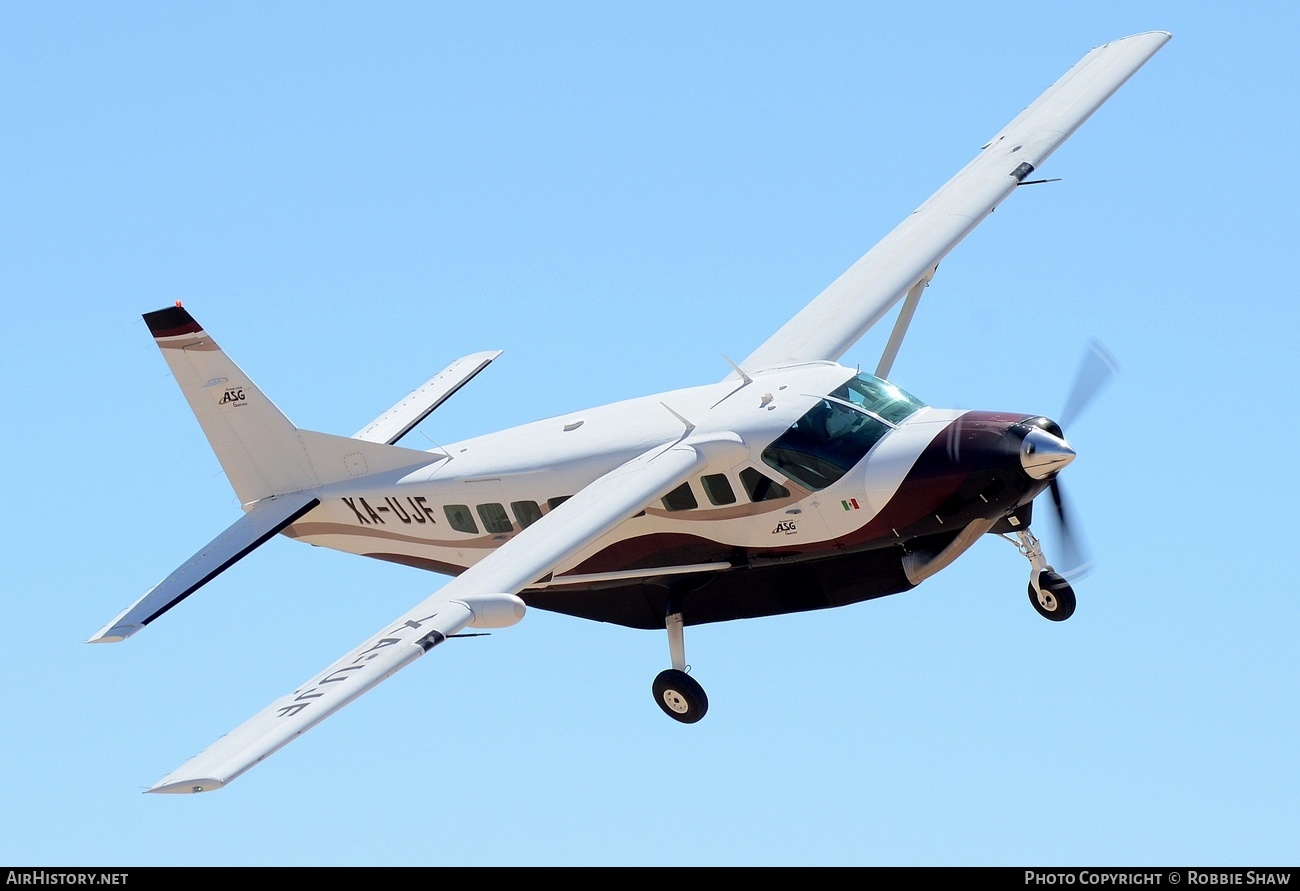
[284,362,966,583]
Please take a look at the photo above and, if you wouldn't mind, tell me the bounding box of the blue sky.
[3,1,1297,866]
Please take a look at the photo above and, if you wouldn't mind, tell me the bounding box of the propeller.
[1044,339,1118,579]
[1059,338,1119,429]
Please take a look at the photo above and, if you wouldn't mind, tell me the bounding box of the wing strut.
[874,272,932,379]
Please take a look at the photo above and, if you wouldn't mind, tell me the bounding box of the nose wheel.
[653,609,709,723]
[1029,569,1076,621]
[1005,528,1077,622]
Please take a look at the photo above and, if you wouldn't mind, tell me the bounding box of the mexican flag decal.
[841,498,861,511]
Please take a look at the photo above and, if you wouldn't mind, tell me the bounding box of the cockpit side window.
[761,373,928,491]
[762,398,890,491]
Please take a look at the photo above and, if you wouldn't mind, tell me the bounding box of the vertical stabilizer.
[145,306,318,504]
[144,306,437,505]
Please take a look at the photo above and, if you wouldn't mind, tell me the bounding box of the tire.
[652,669,709,723]
[1028,570,1076,621]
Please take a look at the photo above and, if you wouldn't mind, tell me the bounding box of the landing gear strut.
[652,610,708,723]
[1006,528,1076,621]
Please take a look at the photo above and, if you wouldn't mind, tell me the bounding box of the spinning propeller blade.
[1060,338,1119,429]
[1047,478,1092,579]
[1045,339,1119,579]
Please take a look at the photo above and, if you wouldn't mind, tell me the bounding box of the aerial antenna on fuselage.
[418,430,454,461]
[722,355,752,385]
[660,402,695,434]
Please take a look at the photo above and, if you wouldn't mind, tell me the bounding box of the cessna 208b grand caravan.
[93,32,1169,793]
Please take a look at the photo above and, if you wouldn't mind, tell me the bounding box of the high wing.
[148,438,713,793]
[739,31,1170,375]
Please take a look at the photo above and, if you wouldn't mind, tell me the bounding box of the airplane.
[91,31,1170,793]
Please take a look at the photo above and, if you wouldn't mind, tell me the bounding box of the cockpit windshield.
[828,373,926,425]
[761,373,926,491]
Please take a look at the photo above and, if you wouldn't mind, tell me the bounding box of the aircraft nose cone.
[1020,427,1075,480]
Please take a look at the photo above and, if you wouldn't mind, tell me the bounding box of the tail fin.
[89,307,441,644]
[144,306,437,505]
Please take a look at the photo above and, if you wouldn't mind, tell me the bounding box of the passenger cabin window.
[761,374,926,491]
[477,503,513,534]
[661,482,698,512]
[444,504,478,534]
[740,467,789,502]
[511,500,543,528]
[700,473,737,505]
[547,496,571,510]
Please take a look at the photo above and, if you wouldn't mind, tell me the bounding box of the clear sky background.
[3,1,1296,867]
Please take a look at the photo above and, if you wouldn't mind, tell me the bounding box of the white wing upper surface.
[148,439,710,793]
[740,31,1170,374]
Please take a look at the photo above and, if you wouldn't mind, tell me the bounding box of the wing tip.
[86,623,141,644]
[1102,30,1172,50]
[146,777,226,795]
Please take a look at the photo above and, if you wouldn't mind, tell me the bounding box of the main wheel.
[652,669,709,723]
[1028,570,1076,621]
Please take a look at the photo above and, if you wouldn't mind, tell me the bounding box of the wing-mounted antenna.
[874,268,935,379]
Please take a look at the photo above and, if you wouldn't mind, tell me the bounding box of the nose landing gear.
[1007,528,1076,621]
[1029,568,1076,621]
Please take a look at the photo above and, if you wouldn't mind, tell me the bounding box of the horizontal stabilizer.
[88,492,319,644]
[354,350,502,445]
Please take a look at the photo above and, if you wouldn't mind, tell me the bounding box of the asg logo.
[772,520,797,535]
[219,387,247,406]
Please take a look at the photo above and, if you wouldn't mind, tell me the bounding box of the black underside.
[517,535,952,630]
[515,413,1044,630]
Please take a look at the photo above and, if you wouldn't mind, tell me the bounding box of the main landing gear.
[1008,528,1076,621]
[652,610,709,723]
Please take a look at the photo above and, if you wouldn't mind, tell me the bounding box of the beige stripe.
[156,335,221,352]
[286,520,502,550]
